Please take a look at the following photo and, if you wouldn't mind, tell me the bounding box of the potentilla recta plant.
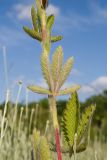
[23,0,96,159]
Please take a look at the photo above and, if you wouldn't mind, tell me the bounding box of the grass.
[0,87,106,160]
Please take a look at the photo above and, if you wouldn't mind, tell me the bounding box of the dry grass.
[0,87,106,160]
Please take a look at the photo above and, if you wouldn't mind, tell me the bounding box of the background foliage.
[0,90,107,140]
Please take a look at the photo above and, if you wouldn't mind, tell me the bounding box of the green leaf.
[27,85,51,95]
[37,13,41,33]
[23,26,42,41]
[51,46,63,88]
[41,52,53,90]
[62,92,79,147]
[51,36,63,42]
[31,6,38,32]
[76,121,90,153]
[77,105,96,145]
[56,57,74,91]
[47,15,54,30]
[58,85,80,95]
[36,0,42,14]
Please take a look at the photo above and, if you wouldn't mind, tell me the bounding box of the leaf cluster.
[28,46,80,97]
[61,92,96,157]
[23,5,62,43]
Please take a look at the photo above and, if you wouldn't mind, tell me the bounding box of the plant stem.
[48,95,62,160]
[37,0,62,158]
[55,128,62,160]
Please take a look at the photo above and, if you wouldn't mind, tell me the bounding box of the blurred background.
[0,0,107,150]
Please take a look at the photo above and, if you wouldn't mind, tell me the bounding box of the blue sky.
[0,0,107,102]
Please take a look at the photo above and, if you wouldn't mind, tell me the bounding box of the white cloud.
[8,3,87,30]
[46,4,60,16]
[92,76,107,91]
[10,3,60,20]
[79,76,107,98]
[79,85,95,95]
[13,4,32,20]
[7,1,107,33]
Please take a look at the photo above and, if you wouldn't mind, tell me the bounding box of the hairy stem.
[55,128,62,160]
[48,95,62,160]
[36,1,62,158]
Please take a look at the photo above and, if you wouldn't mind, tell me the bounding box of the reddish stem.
[55,128,62,160]
[42,28,47,42]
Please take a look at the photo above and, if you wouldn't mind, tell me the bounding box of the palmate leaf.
[56,57,74,91]
[77,104,96,145]
[62,92,80,147]
[23,26,42,41]
[47,15,54,30]
[31,6,38,32]
[27,85,51,95]
[41,52,53,89]
[51,36,63,42]
[58,85,80,96]
[51,46,63,88]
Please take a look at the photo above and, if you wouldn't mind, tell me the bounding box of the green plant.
[50,93,96,158]
[32,129,52,160]
[23,0,96,159]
